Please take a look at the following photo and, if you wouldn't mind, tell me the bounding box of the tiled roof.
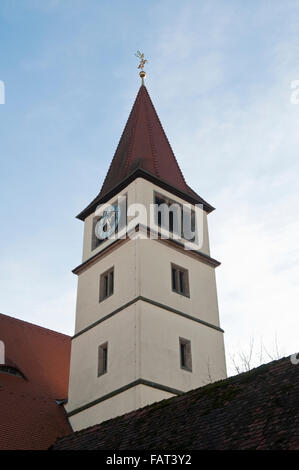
[100,85,192,197]
[0,313,72,450]
[52,357,299,450]
[77,85,214,220]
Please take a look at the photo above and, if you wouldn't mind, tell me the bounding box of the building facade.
[66,83,227,431]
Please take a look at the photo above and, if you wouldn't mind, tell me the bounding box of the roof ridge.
[0,388,65,401]
[144,87,160,177]
[100,87,142,197]
[0,313,71,340]
[143,86,188,186]
[123,87,142,175]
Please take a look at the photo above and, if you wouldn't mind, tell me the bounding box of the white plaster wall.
[67,303,139,415]
[67,298,226,429]
[68,178,224,431]
[137,238,221,327]
[138,384,175,408]
[75,238,137,334]
[69,384,174,431]
[75,234,220,336]
[139,301,227,392]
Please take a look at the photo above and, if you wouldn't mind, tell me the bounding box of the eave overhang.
[76,168,215,221]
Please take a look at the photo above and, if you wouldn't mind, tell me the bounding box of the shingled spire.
[77,85,213,220]
[101,85,191,197]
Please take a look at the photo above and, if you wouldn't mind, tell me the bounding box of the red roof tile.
[0,313,72,450]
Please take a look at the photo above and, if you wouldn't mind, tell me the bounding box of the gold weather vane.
[135,51,148,85]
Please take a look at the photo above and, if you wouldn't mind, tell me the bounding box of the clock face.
[95,205,119,240]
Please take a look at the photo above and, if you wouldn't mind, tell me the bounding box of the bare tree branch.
[229,335,283,375]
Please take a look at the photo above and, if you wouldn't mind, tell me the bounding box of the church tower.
[66,69,227,431]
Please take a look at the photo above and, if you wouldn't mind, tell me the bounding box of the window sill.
[98,370,108,378]
[180,366,192,373]
[99,294,114,303]
[172,289,190,299]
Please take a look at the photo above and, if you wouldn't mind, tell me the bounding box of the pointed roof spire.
[77,85,214,220]
[101,84,194,195]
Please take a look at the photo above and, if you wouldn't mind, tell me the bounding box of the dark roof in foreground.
[0,313,72,450]
[52,356,299,450]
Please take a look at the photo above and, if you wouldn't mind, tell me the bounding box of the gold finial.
[135,51,147,85]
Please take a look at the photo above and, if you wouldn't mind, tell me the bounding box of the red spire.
[100,85,190,197]
[77,85,214,220]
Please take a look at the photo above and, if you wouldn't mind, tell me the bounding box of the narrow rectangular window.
[180,341,186,368]
[154,193,180,234]
[169,211,174,232]
[98,342,108,376]
[154,192,196,241]
[103,346,108,372]
[172,267,177,291]
[179,271,184,293]
[109,270,114,295]
[92,216,104,251]
[100,267,114,301]
[179,338,192,371]
[104,274,108,297]
[171,263,190,297]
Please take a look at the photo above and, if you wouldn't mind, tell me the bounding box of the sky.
[0,0,298,375]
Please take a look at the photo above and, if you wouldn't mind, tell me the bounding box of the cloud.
[146,0,299,374]
[0,252,76,335]
[212,173,299,373]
